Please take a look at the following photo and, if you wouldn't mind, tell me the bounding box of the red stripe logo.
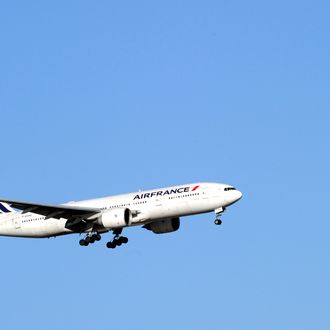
[191,185,200,191]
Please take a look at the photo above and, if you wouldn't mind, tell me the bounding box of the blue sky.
[0,1,329,329]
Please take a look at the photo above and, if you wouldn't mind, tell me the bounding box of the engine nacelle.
[97,208,132,229]
[144,218,180,234]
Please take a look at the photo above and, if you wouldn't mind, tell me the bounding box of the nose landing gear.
[214,218,222,225]
[214,207,225,226]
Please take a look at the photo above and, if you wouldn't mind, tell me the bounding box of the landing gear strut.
[79,233,101,246]
[214,207,225,226]
[106,229,129,249]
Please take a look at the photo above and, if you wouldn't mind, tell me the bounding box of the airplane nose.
[236,190,243,201]
[230,190,242,203]
[224,189,243,206]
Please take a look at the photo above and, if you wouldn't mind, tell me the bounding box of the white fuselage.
[0,182,242,238]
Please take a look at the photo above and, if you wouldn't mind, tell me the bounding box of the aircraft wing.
[0,199,101,220]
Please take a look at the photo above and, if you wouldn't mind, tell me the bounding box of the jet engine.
[97,208,132,229]
[144,218,180,234]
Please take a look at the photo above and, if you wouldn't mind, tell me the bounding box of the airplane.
[0,182,242,249]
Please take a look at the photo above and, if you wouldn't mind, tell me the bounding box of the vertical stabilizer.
[0,202,15,214]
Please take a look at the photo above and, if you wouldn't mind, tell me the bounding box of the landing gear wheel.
[106,241,115,249]
[79,239,86,246]
[121,237,128,244]
[95,234,101,241]
[106,232,128,249]
[214,219,222,225]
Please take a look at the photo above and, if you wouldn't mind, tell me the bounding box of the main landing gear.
[106,229,129,249]
[79,233,101,246]
[106,236,128,249]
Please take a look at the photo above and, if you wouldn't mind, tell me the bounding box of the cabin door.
[13,217,21,229]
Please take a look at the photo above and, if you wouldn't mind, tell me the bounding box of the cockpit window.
[224,187,236,191]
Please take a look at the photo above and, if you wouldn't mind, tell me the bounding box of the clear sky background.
[0,1,329,329]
